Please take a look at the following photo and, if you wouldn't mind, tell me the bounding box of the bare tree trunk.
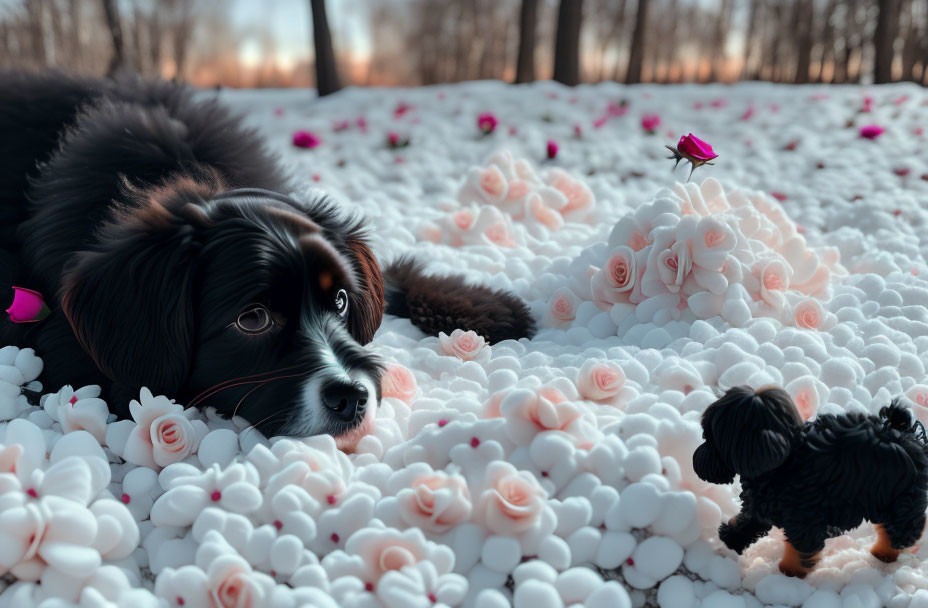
[741,0,760,79]
[553,0,583,85]
[515,0,538,83]
[102,0,125,76]
[873,0,900,83]
[625,0,649,83]
[708,0,732,81]
[793,0,814,83]
[27,0,47,68]
[310,0,341,95]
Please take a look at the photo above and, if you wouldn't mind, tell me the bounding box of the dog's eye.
[335,289,349,318]
[235,305,274,334]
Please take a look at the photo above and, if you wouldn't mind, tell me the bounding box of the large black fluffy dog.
[0,71,535,441]
[694,385,928,578]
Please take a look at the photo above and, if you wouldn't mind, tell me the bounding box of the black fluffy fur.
[0,70,536,438]
[384,256,536,343]
[694,385,928,576]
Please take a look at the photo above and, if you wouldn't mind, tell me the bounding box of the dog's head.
[59,175,385,442]
[693,385,803,483]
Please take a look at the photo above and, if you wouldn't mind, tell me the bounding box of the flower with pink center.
[527,193,564,231]
[785,376,828,421]
[483,221,516,247]
[207,553,265,607]
[438,329,488,362]
[577,359,626,402]
[346,527,437,585]
[474,461,546,536]
[757,259,791,309]
[500,386,582,446]
[591,246,637,310]
[477,112,498,135]
[396,472,472,534]
[453,210,474,231]
[793,298,824,330]
[546,168,594,217]
[859,125,885,140]
[121,388,207,470]
[292,130,321,149]
[381,364,418,403]
[905,385,928,425]
[478,166,508,202]
[641,114,661,134]
[546,287,580,328]
[43,385,109,445]
[645,235,692,296]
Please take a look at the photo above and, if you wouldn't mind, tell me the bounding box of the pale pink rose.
[438,329,488,361]
[653,240,692,294]
[546,287,580,327]
[546,168,594,216]
[608,216,653,252]
[381,364,417,403]
[479,166,508,201]
[475,461,546,535]
[349,528,429,584]
[603,246,636,291]
[500,386,581,445]
[785,376,827,421]
[528,193,564,231]
[905,385,928,425]
[483,222,516,247]
[453,210,474,231]
[396,472,472,534]
[506,179,531,200]
[123,389,205,470]
[793,298,823,330]
[758,259,791,309]
[628,230,650,251]
[577,359,625,402]
[151,413,200,468]
[208,554,263,608]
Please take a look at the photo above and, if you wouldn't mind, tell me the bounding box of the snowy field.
[1,80,928,607]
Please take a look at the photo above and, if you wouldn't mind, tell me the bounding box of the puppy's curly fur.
[694,385,928,578]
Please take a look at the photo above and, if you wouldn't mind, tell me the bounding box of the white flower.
[123,388,208,469]
[151,463,262,528]
[43,385,109,444]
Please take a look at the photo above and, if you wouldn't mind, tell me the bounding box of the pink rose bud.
[859,125,885,140]
[477,112,498,135]
[387,131,409,149]
[861,96,873,112]
[6,286,50,323]
[666,133,718,180]
[292,130,322,149]
[641,114,661,133]
[546,140,559,159]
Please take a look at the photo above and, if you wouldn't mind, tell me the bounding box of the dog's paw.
[777,560,810,579]
[718,521,746,554]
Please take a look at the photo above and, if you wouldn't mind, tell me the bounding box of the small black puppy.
[694,385,928,578]
[0,71,535,441]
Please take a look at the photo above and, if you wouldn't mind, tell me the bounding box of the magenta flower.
[356,116,368,133]
[666,133,718,180]
[641,114,661,134]
[860,125,885,140]
[292,130,321,149]
[546,140,559,160]
[607,100,629,117]
[477,112,498,135]
[394,102,414,119]
[387,131,410,149]
[6,286,50,323]
[861,96,874,113]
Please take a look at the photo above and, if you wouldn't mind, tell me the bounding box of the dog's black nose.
[321,381,368,420]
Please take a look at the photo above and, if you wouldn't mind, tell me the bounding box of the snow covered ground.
[1,80,928,607]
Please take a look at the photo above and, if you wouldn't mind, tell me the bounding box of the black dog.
[694,385,928,577]
[0,71,535,441]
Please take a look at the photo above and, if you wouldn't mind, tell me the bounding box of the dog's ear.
[345,236,384,344]
[693,442,735,484]
[723,386,800,478]
[60,200,208,397]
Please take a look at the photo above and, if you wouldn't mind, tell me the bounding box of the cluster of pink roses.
[551,177,845,330]
[423,150,595,247]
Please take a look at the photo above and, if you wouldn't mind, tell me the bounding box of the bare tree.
[309,0,341,95]
[101,0,125,75]
[793,0,814,83]
[515,0,538,83]
[873,0,901,83]
[625,0,649,83]
[553,0,583,85]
